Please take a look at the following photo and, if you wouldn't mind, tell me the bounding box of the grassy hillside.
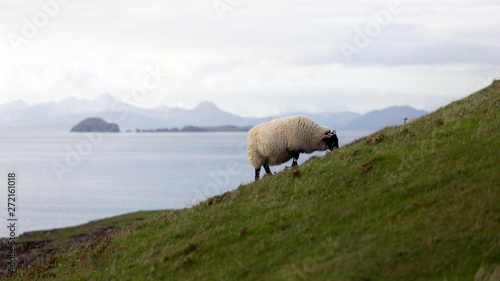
[0,210,163,269]
[4,81,500,280]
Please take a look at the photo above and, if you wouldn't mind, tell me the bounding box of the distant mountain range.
[0,94,427,132]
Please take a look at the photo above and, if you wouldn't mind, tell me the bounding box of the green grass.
[4,81,500,280]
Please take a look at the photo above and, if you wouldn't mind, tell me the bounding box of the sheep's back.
[247,116,330,167]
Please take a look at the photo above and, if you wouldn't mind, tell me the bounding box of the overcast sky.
[1,0,499,117]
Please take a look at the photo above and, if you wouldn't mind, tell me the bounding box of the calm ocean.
[0,131,368,236]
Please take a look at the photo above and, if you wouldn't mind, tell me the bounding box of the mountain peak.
[344,106,427,130]
[194,101,219,112]
[93,93,118,103]
[0,99,28,109]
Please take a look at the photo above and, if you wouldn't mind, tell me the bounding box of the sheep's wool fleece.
[247,116,330,168]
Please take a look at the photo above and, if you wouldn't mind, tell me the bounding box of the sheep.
[247,115,339,180]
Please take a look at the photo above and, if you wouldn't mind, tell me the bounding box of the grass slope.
[6,211,163,261]
[5,81,500,280]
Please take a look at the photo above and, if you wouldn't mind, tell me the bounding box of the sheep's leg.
[255,167,261,181]
[291,151,300,167]
[264,164,272,175]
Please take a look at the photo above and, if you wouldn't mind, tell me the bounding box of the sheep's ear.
[332,130,336,135]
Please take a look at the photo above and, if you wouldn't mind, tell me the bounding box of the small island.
[70,117,120,133]
[133,125,253,133]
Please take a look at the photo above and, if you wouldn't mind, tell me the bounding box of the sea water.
[0,131,369,235]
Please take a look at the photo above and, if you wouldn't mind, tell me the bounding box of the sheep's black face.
[323,131,339,150]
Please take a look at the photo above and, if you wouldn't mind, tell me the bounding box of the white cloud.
[0,0,499,116]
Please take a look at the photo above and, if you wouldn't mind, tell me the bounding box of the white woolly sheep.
[247,115,339,180]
